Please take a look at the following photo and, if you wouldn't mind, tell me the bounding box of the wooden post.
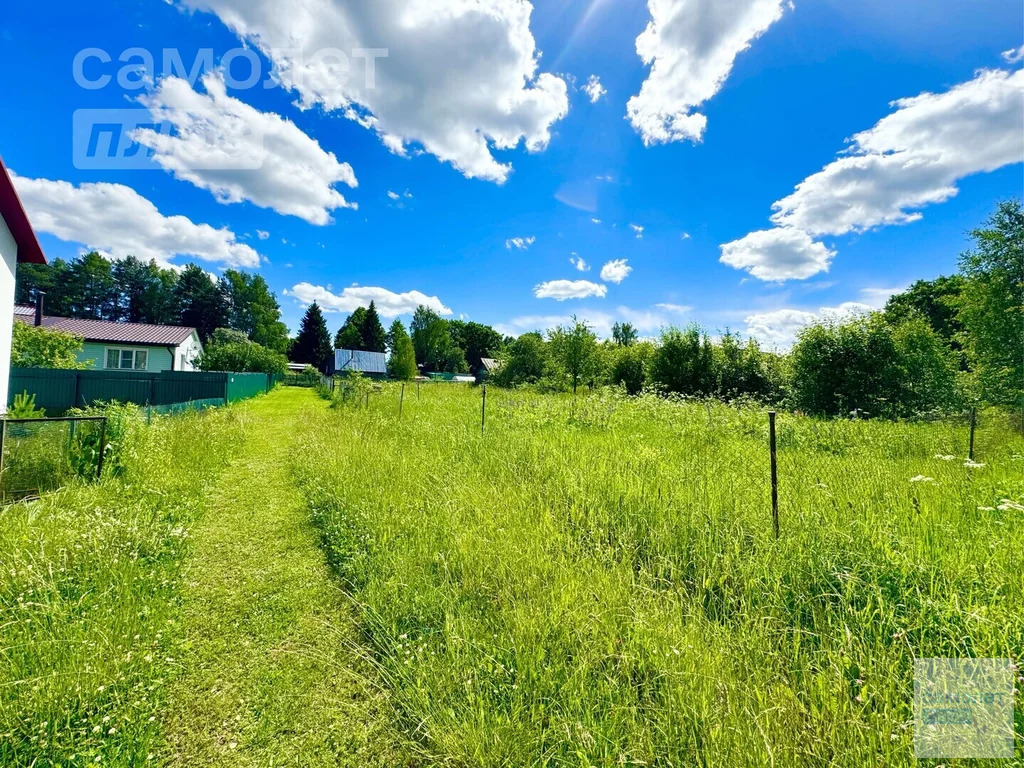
[769,411,779,540]
[968,407,977,461]
[481,383,487,437]
[96,418,108,479]
[399,383,405,419]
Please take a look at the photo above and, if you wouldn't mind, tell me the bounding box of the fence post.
[968,407,977,461]
[769,411,779,540]
[96,417,108,480]
[481,383,487,437]
[399,383,405,419]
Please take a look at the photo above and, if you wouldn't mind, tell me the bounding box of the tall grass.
[0,405,243,767]
[294,384,1024,766]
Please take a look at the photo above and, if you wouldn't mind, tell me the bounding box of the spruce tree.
[291,302,333,370]
[360,301,388,352]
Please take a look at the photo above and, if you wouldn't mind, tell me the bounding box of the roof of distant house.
[14,307,198,346]
[0,157,46,264]
[336,348,387,374]
[480,357,501,372]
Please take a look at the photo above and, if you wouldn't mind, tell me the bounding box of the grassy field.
[293,383,1024,766]
[0,405,243,767]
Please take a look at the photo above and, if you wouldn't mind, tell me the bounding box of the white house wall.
[176,334,203,372]
[0,213,18,414]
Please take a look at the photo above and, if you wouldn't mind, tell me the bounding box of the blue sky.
[1,0,1021,345]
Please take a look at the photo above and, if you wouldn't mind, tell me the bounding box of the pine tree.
[360,301,388,352]
[175,264,229,342]
[291,302,333,370]
[386,319,418,380]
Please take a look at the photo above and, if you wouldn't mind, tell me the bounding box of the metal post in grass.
[769,410,779,540]
[481,383,487,437]
[96,417,108,480]
[968,407,977,461]
[400,383,405,419]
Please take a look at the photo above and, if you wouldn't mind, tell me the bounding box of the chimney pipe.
[34,292,45,327]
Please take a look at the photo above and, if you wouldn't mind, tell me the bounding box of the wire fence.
[0,416,108,503]
[316,379,1023,541]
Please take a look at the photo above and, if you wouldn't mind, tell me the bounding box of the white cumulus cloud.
[627,0,788,145]
[135,73,357,225]
[744,301,873,347]
[720,227,836,281]
[177,0,569,183]
[583,75,607,103]
[287,282,452,317]
[600,259,633,284]
[720,67,1024,281]
[11,171,261,268]
[534,280,608,301]
[770,68,1024,236]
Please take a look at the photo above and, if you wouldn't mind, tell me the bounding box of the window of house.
[105,348,148,370]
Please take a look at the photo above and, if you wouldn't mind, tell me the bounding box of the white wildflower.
[933,454,956,461]
[963,460,986,469]
[909,475,935,483]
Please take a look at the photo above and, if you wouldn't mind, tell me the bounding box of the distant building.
[334,348,387,379]
[14,306,203,372]
[0,157,48,413]
[478,357,502,381]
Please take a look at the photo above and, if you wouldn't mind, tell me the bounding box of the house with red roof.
[0,157,47,412]
[14,305,204,373]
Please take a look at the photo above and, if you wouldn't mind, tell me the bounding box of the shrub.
[790,313,959,418]
[11,323,90,369]
[198,329,289,375]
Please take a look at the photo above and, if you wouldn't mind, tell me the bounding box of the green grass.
[293,383,1024,766]
[160,387,410,767]
[0,404,243,767]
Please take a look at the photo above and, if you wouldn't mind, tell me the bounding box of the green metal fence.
[8,369,278,414]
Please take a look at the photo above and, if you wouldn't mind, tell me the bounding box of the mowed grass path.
[162,388,409,767]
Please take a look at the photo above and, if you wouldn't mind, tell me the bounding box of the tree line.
[16,200,1020,419]
[16,254,291,353]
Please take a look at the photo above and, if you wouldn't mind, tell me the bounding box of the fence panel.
[225,373,271,403]
[8,369,275,412]
[155,372,229,406]
[77,371,157,407]
[8,369,78,411]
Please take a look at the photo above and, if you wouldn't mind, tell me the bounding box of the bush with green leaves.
[790,313,959,418]
[198,328,289,375]
[11,323,91,369]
